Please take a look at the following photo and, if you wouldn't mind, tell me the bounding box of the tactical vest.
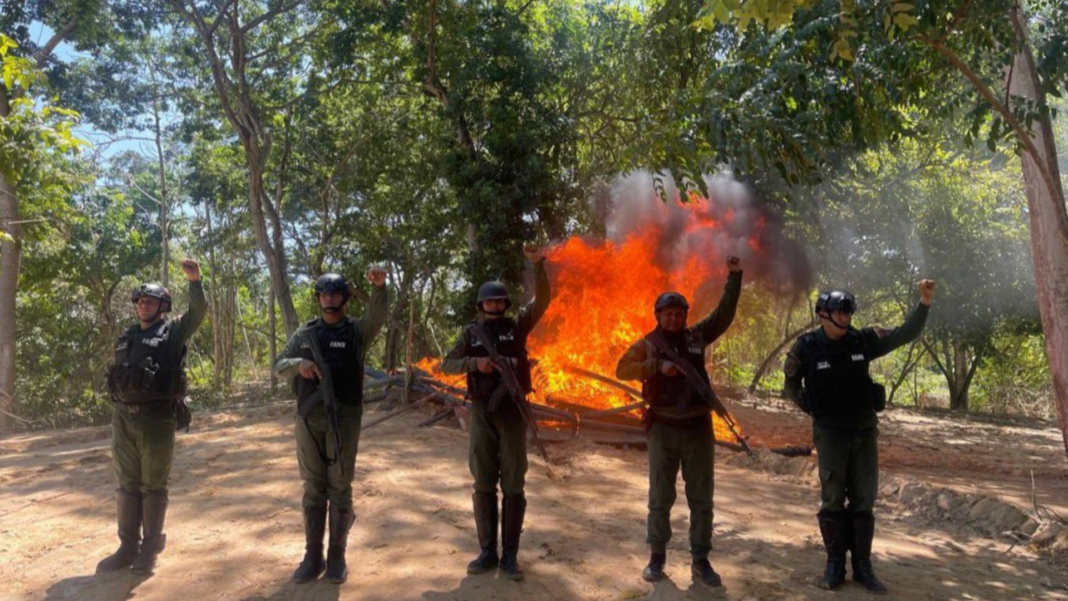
[107,320,186,404]
[464,319,533,402]
[293,319,365,406]
[800,329,882,419]
[641,328,709,410]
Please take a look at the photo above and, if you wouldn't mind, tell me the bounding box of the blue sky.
[29,21,156,162]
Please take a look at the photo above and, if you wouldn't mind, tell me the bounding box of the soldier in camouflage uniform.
[441,246,550,581]
[98,258,206,575]
[616,256,743,587]
[274,268,389,585]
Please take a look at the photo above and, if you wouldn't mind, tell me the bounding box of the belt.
[114,399,173,415]
[647,410,710,430]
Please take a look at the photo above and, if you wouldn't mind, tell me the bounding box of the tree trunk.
[950,341,969,411]
[244,141,300,335]
[153,92,170,286]
[166,0,302,336]
[887,340,923,405]
[0,171,19,431]
[0,83,18,429]
[1008,9,1068,458]
[269,285,277,393]
[385,280,411,372]
[205,202,223,390]
[0,29,73,430]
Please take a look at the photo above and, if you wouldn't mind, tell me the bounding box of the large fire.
[528,193,762,442]
[418,181,794,445]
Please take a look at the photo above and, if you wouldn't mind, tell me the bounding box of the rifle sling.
[646,330,723,414]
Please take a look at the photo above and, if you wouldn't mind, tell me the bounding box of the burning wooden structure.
[364,183,814,457]
[362,365,811,457]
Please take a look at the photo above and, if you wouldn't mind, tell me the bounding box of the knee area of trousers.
[141,487,168,500]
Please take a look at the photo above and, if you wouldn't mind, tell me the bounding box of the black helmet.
[314,273,351,300]
[132,283,172,313]
[815,289,857,315]
[477,281,512,311]
[654,292,690,313]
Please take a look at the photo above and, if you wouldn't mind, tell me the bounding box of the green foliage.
[0,34,84,189]
[15,162,163,427]
[3,1,1063,428]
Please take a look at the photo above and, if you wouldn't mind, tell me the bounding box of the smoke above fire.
[604,171,813,303]
[513,171,812,437]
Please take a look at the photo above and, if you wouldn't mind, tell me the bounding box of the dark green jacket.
[111,280,207,403]
[274,284,389,406]
[615,271,742,420]
[440,260,551,396]
[784,302,929,431]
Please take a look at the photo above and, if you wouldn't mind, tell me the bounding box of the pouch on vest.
[870,382,887,412]
[175,398,192,431]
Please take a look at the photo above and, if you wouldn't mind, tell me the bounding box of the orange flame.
[420,193,761,444]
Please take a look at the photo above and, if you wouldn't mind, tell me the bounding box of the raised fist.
[523,245,545,264]
[367,266,388,287]
[180,258,201,281]
[726,256,741,273]
[918,279,936,305]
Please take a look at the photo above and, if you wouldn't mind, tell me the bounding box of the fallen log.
[362,394,436,431]
[419,407,455,428]
[546,395,640,426]
[365,375,405,390]
[577,419,644,435]
[562,365,642,400]
[365,366,388,380]
[363,390,392,404]
[416,377,468,397]
[537,427,644,446]
[715,441,813,456]
[580,401,646,419]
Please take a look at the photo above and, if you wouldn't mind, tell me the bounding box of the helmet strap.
[820,310,851,331]
[480,302,506,317]
[319,294,348,314]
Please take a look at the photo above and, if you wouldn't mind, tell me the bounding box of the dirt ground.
[1,394,1066,601]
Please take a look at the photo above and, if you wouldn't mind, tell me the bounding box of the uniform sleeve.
[694,270,743,344]
[517,259,551,337]
[615,339,659,382]
[865,303,930,360]
[782,339,808,413]
[440,329,473,375]
[172,280,207,347]
[355,284,390,358]
[273,328,307,379]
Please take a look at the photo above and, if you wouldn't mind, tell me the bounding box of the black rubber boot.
[326,505,355,584]
[642,552,666,582]
[131,490,168,575]
[499,494,526,581]
[691,557,722,587]
[467,492,499,575]
[817,510,849,590]
[851,511,888,595]
[96,489,143,572]
[292,505,328,583]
